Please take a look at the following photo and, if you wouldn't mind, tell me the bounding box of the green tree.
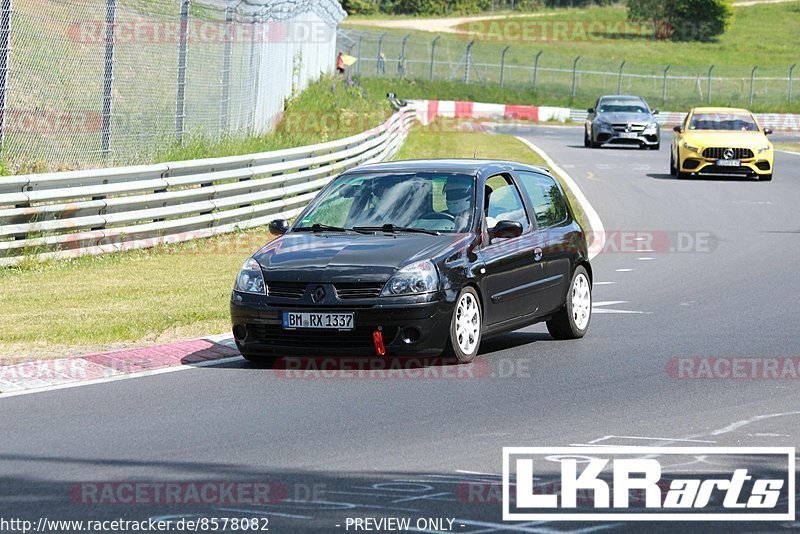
[627,0,733,42]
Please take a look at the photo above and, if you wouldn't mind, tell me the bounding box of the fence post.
[532,49,542,92]
[356,36,362,76]
[429,35,440,81]
[0,0,12,153]
[790,64,796,102]
[499,45,510,87]
[749,65,758,106]
[220,1,234,132]
[617,60,625,94]
[662,65,670,103]
[571,55,580,98]
[175,0,190,142]
[100,0,116,159]
[398,33,410,76]
[464,40,475,84]
[706,65,714,104]
[376,32,386,75]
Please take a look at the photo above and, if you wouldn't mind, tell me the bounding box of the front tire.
[444,287,482,363]
[547,266,592,340]
[761,173,773,181]
[584,131,591,148]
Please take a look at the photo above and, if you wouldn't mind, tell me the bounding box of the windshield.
[598,101,648,114]
[294,172,476,233]
[688,113,759,131]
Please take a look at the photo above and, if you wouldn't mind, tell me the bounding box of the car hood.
[253,232,470,283]
[681,130,770,149]
[596,112,654,124]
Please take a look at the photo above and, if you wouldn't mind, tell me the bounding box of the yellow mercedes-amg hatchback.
[670,107,774,181]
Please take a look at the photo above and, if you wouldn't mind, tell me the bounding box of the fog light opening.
[401,327,421,344]
[233,324,247,341]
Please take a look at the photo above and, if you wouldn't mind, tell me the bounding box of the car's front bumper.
[594,127,659,147]
[230,291,456,357]
[680,153,773,176]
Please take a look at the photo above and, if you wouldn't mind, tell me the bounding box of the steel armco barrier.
[0,108,416,266]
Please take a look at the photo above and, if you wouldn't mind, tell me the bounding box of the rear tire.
[547,266,592,340]
[443,287,482,363]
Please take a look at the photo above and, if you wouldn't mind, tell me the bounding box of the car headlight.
[234,258,266,295]
[644,122,658,133]
[682,141,700,153]
[595,120,611,129]
[381,260,439,296]
[756,145,771,154]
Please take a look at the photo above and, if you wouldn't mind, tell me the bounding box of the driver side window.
[484,174,529,233]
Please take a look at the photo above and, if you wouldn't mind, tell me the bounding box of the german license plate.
[716,159,741,167]
[282,312,354,330]
[619,132,639,139]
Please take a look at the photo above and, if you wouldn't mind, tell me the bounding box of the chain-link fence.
[339,29,799,112]
[0,0,345,171]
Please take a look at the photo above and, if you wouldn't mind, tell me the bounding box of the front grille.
[247,324,398,350]
[266,282,306,299]
[702,147,754,160]
[611,123,645,132]
[334,282,384,300]
[698,165,753,175]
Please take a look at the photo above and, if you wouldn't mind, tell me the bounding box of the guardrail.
[0,108,416,266]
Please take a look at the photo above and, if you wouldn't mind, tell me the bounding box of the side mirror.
[652,109,660,115]
[673,125,682,133]
[587,108,595,114]
[764,127,773,135]
[491,220,523,240]
[268,219,289,236]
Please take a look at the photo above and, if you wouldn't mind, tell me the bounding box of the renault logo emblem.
[723,148,735,160]
[311,285,325,303]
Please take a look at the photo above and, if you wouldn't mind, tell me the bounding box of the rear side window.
[515,171,569,229]
[484,174,530,233]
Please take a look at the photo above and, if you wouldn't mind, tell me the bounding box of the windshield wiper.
[352,224,440,236]
[293,223,371,234]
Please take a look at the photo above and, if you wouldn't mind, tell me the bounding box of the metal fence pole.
[356,36,362,76]
[749,66,758,106]
[376,32,386,76]
[220,1,234,132]
[464,40,475,84]
[707,65,714,104]
[662,65,670,103]
[571,55,580,98]
[617,60,625,94]
[175,0,190,142]
[398,33,410,76]
[532,50,542,92]
[246,15,258,132]
[499,45,510,87]
[100,0,116,159]
[429,35,440,81]
[790,64,796,102]
[0,0,12,153]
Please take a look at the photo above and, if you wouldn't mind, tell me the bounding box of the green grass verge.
[345,2,800,113]
[775,142,800,153]
[0,228,274,359]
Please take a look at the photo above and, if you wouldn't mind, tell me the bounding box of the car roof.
[599,95,646,102]
[344,159,551,177]
[690,107,752,114]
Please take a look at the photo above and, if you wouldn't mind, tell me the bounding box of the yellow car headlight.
[756,145,771,154]
[682,141,700,153]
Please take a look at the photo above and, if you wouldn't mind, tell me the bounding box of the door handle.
[533,247,543,262]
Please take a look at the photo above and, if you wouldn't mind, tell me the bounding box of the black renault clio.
[230,160,592,363]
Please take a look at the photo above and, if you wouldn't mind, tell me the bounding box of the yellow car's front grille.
[702,147,755,160]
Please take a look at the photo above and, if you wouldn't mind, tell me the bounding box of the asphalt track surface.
[2,127,800,533]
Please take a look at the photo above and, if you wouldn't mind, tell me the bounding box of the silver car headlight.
[595,120,611,130]
[234,258,266,295]
[644,122,658,133]
[381,260,439,296]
